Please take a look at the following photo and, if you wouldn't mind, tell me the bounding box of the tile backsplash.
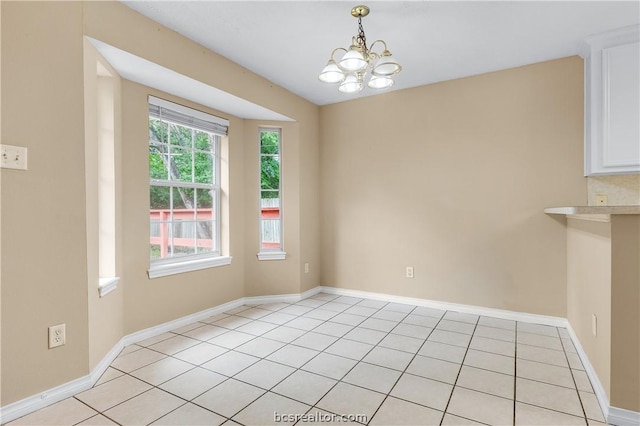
[587,174,640,206]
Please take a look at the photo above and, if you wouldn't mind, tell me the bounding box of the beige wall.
[320,57,586,317]
[299,115,321,292]
[1,0,320,406]
[567,218,612,400]
[566,215,640,412]
[1,2,90,404]
[610,215,640,411]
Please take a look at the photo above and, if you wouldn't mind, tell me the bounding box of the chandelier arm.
[368,39,388,54]
[329,47,348,61]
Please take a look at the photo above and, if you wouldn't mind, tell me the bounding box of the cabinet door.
[602,42,640,171]
[585,33,640,177]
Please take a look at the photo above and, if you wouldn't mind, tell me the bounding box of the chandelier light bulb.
[372,50,402,76]
[339,74,363,93]
[339,48,367,72]
[367,75,394,89]
[319,60,346,83]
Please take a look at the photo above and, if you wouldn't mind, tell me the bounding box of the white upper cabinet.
[581,25,639,176]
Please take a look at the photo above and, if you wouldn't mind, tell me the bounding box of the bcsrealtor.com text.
[274,411,368,423]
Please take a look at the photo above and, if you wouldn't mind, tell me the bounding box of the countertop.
[544,205,640,215]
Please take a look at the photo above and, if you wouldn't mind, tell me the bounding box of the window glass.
[259,129,282,251]
[149,101,221,263]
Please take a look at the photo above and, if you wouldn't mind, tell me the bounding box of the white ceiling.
[123,1,639,106]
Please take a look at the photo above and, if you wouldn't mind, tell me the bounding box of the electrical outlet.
[592,314,597,337]
[0,144,28,170]
[406,266,414,278]
[48,324,66,349]
[304,263,310,274]
[595,194,608,206]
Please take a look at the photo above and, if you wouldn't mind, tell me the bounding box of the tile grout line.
[159,297,346,423]
[80,301,314,425]
[438,315,482,426]
[172,294,372,424]
[512,325,604,424]
[162,301,325,424]
[299,299,450,424]
[184,297,345,423]
[365,309,447,426]
[247,295,397,426]
[68,397,117,426]
[342,305,426,424]
[301,298,411,426]
[558,327,591,424]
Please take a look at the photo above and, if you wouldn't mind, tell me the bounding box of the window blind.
[149,96,229,136]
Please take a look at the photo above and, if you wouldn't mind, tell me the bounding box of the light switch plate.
[1,144,28,170]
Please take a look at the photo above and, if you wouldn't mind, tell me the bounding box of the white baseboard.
[120,298,245,348]
[318,286,567,327]
[89,338,126,385]
[565,323,640,426]
[565,322,611,421]
[244,286,321,305]
[0,375,92,424]
[609,406,640,426]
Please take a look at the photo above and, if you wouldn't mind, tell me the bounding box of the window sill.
[257,251,287,261]
[99,277,119,298]
[148,256,232,279]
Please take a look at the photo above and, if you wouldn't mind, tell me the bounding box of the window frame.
[147,96,231,278]
[257,127,286,261]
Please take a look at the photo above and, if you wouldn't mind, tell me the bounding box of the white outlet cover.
[48,324,66,349]
[406,267,414,278]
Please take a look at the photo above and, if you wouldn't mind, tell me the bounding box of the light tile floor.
[8,293,608,425]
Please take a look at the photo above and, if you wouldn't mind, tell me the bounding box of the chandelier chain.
[356,16,368,57]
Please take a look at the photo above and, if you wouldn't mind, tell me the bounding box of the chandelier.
[318,5,402,93]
